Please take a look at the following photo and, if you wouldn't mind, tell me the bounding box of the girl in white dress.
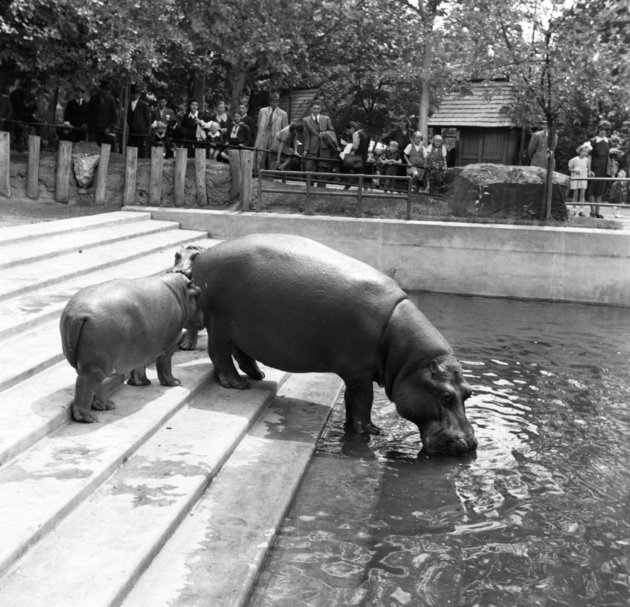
[568,142,591,215]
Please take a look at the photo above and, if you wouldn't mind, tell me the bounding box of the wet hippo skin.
[174,235,476,455]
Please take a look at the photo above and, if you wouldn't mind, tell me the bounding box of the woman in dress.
[587,120,611,218]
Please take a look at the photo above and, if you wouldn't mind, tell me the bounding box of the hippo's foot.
[179,331,198,351]
[128,369,151,386]
[72,404,99,423]
[216,369,250,390]
[344,419,382,436]
[92,396,116,411]
[159,377,181,387]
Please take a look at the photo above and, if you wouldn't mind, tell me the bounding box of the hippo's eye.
[442,391,455,405]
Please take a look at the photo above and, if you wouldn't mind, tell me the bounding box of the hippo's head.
[171,244,207,278]
[391,353,477,455]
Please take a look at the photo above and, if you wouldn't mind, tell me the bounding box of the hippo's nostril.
[453,438,469,453]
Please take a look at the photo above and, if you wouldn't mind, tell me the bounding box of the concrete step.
[0,235,218,340]
[0,210,341,606]
[121,373,342,607]
[0,218,183,271]
[0,211,152,246]
[0,333,279,580]
[0,224,208,302]
[0,371,340,607]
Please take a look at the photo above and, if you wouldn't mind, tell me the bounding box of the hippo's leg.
[128,366,151,386]
[233,347,265,381]
[156,350,181,386]
[342,372,381,435]
[93,374,125,411]
[72,368,104,423]
[207,318,250,389]
[179,328,198,351]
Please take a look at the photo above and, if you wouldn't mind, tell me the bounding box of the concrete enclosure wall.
[130,207,630,307]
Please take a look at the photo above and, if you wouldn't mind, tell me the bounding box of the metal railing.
[258,169,415,219]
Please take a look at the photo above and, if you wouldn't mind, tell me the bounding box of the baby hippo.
[60,273,200,423]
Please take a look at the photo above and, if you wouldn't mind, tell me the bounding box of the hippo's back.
[192,234,407,374]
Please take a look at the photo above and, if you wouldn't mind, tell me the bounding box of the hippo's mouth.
[421,430,478,456]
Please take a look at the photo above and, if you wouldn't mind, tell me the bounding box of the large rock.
[71,141,102,189]
[442,164,569,220]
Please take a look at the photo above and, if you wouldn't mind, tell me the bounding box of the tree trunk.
[231,70,245,113]
[418,29,433,144]
[544,118,558,219]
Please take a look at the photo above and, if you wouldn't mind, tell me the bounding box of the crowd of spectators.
[0,80,452,193]
[3,78,627,205]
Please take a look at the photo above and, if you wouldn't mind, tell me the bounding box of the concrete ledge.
[125,207,630,308]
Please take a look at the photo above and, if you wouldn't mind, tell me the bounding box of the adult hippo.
[60,273,200,423]
[173,234,477,455]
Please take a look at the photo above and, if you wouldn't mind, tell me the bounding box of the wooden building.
[428,81,523,166]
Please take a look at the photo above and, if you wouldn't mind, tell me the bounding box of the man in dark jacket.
[127,84,152,157]
[59,86,88,143]
[87,80,118,147]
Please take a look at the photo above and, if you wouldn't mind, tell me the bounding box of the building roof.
[428,82,517,128]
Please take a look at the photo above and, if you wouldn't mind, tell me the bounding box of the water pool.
[249,293,630,607]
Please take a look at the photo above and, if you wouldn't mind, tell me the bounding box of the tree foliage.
[1,0,629,158]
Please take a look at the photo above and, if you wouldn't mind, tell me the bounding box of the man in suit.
[58,85,88,143]
[127,84,152,157]
[528,125,556,169]
[238,102,256,146]
[220,110,251,162]
[150,96,176,129]
[87,79,118,148]
[254,91,288,171]
[301,100,338,184]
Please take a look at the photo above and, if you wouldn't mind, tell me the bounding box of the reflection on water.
[250,294,630,607]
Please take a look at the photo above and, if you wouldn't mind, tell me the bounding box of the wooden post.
[229,149,241,202]
[239,150,253,211]
[94,143,111,205]
[357,174,364,217]
[406,176,412,220]
[0,131,10,198]
[123,146,138,206]
[27,134,41,199]
[149,146,164,206]
[194,146,207,206]
[55,140,73,203]
[305,172,313,215]
[174,147,187,206]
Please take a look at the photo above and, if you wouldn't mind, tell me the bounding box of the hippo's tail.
[59,311,88,369]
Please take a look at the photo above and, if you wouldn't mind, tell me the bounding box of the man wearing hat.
[528,124,557,169]
[59,85,88,143]
[127,84,152,158]
[87,79,118,147]
[254,91,288,171]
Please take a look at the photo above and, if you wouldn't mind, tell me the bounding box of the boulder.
[442,164,569,220]
[71,141,102,189]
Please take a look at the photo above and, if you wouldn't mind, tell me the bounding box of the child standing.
[379,140,403,192]
[568,142,591,216]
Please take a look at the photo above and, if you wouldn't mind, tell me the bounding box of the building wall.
[454,127,521,166]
